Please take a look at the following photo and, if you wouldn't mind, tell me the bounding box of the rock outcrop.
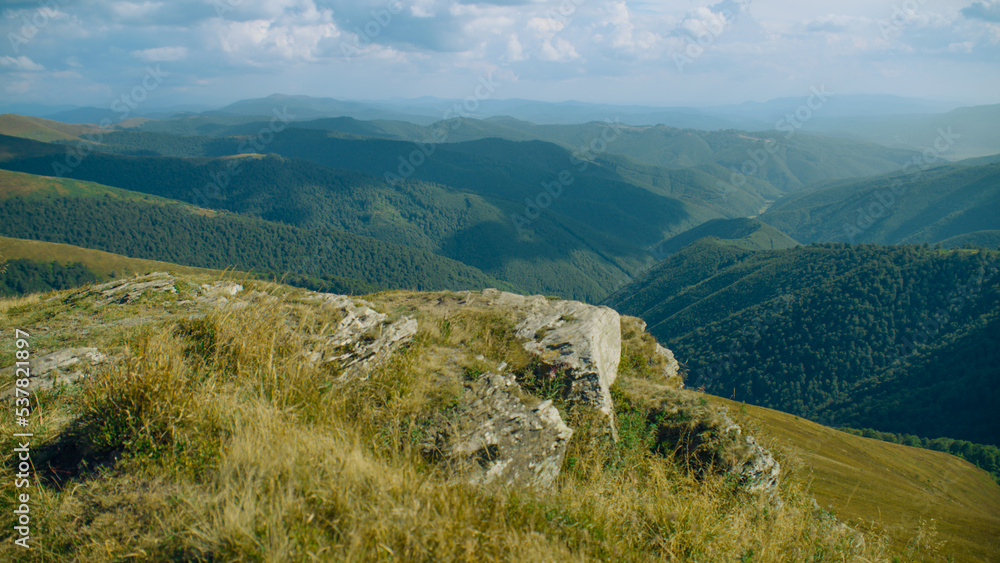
[70,272,177,306]
[300,293,418,381]
[477,289,622,437]
[445,373,574,489]
[718,407,781,498]
[3,277,783,499]
[1,347,107,398]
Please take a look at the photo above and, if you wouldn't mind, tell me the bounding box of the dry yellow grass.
[0,284,962,561]
[709,396,1000,562]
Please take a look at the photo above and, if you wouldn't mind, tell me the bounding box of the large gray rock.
[446,373,574,489]
[478,289,622,437]
[652,343,681,386]
[301,293,418,381]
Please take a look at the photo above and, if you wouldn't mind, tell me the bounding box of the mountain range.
[1,98,999,559]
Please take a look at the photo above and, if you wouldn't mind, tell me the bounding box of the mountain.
[0,235,226,297]
[114,112,924,220]
[203,94,964,130]
[0,132,725,301]
[159,112,919,195]
[708,94,959,123]
[0,235,220,280]
[604,239,1000,447]
[214,93,437,124]
[212,94,760,129]
[761,161,1000,246]
[1,272,998,560]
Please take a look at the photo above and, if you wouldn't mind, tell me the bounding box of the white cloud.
[0,56,45,71]
[133,46,189,61]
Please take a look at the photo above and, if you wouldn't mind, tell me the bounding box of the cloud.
[0,56,45,71]
[0,0,995,108]
[806,14,871,33]
[133,46,189,61]
[962,0,1000,22]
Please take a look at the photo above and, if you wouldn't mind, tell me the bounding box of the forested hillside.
[0,195,506,293]
[122,113,918,194]
[0,134,700,300]
[605,240,1000,446]
[762,161,1000,246]
[0,258,99,296]
[647,218,799,259]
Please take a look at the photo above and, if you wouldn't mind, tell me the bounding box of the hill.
[761,161,1000,246]
[0,235,222,296]
[0,114,94,143]
[604,240,1000,447]
[0,170,507,294]
[648,217,800,259]
[1,275,998,560]
[709,395,1000,560]
[805,103,1000,161]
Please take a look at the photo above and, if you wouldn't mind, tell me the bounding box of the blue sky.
[1,0,998,109]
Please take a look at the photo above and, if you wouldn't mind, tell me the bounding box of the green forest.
[0,257,99,296]
[607,240,1000,446]
[0,195,505,293]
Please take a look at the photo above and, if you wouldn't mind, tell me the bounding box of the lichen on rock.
[445,372,574,489]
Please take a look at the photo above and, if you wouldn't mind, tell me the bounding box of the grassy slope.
[0,114,93,143]
[0,168,193,207]
[0,235,220,279]
[708,395,1000,562]
[649,218,800,258]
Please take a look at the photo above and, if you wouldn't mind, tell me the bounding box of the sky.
[1,0,999,109]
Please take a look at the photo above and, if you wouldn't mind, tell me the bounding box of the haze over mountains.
[5,93,998,158]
